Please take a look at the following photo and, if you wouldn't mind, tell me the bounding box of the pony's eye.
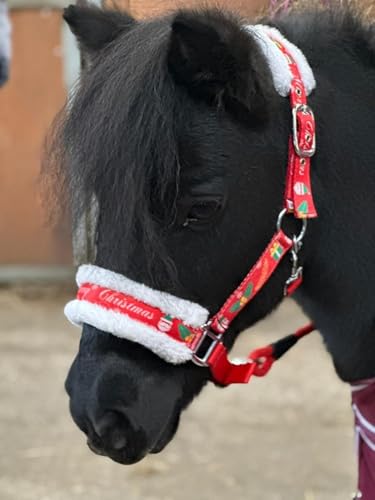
[183,199,222,227]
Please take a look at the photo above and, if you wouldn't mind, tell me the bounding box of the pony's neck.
[293,84,375,382]
[270,13,375,382]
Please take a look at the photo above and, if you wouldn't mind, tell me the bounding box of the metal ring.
[277,208,308,244]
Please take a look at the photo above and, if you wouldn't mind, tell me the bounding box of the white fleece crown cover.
[245,25,316,97]
[64,265,209,364]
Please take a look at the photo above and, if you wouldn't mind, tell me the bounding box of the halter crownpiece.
[65,27,318,385]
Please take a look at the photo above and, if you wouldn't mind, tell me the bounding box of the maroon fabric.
[351,378,375,499]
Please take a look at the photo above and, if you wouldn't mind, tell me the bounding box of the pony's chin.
[100,438,172,465]
[150,413,181,454]
[87,438,147,465]
[109,452,148,465]
[150,441,169,454]
[106,444,165,465]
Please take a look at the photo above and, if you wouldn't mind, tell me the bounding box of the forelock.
[44,17,185,282]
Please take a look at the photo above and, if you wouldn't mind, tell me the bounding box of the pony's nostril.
[91,410,128,451]
[92,411,117,436]
[110,433,127,450]
[87,438,107,456]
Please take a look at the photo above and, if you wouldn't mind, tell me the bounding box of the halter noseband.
[65,27,318,385]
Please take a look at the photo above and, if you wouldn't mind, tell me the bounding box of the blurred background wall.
[0,0,77,280]
[0,0,267,282]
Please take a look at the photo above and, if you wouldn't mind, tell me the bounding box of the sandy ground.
[0,284,357,500]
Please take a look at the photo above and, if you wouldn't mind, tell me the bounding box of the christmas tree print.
[297,200,309,216]
[178,324,194,342]
[270,242,284,261]
[229,283,253,313]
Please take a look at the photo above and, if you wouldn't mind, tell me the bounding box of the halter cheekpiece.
[65,26,318,385]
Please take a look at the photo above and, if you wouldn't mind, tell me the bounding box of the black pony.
[46,2,375,466]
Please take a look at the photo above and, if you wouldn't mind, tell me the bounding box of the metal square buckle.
[191,326,223,367]
[292,104,316,158]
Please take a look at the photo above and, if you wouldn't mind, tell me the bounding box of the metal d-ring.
[277,208,307,245]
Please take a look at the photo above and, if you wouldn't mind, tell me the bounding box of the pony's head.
[52,3,296,464]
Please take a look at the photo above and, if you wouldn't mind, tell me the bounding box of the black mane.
[270,5,375,68]
[45,17,187,275]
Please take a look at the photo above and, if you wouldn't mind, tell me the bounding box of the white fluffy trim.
[76,264,209,327]
[245,25,316,97]
[65,300,193,364]
[64,264,209,364]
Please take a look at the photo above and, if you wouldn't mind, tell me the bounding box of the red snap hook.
[249,345,275,377]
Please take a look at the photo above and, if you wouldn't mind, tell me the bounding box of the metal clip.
[276,209,307,295]
[284,235,304,296]
[191,322,222,367]
[284,266,303,296]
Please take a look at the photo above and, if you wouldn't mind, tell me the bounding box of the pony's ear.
[168,10,273,120]
[63,3,135,55]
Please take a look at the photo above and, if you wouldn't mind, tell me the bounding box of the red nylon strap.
[272,39,318,219]
[294,323,315,338]
[77,283,201,345]
[211,229,292,335]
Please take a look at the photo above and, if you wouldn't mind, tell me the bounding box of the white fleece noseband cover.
[65,265,209,364]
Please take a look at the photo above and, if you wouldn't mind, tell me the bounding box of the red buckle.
[292,104,316,158]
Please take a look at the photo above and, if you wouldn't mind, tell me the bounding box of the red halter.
[76,39,317,385]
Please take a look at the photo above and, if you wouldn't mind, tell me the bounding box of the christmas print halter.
[65,26,318,385]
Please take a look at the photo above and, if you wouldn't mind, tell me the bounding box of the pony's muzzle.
[65,324,184,464]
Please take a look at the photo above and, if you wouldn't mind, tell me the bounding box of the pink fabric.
[351,378,375,499]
